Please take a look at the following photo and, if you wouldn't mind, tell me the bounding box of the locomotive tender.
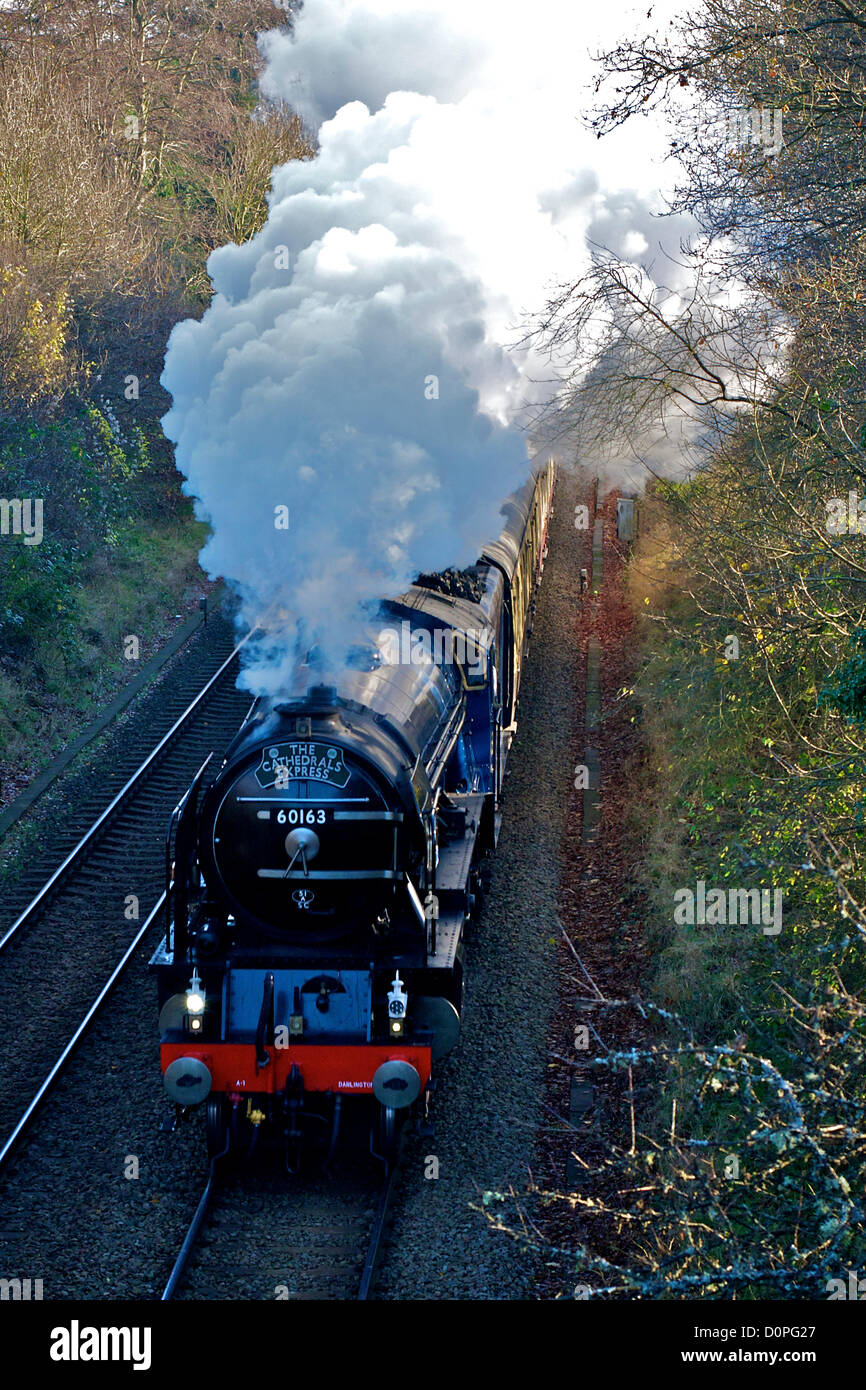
[152,462,555,1162]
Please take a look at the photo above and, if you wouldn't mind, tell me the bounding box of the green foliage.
[0,401,194,763]
[819,630,866,725]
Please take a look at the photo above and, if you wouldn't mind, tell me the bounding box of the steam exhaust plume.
[161,0,691,693]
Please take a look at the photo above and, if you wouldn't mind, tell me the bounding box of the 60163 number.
[276,808,326,825]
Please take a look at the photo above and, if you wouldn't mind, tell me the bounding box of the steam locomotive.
[152,461,555,1164]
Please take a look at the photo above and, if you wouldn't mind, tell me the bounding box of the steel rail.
[161,1146,228,1301]
[0,632,251,954]
[357,1161,399,1300]
[0,891,167,1174]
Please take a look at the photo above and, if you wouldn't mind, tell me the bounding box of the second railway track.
[0,615,252,1155]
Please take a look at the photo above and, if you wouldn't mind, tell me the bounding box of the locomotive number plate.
[272,807,331,826]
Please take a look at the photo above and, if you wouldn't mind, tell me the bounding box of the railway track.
[162,1145,398,1301]
[0,613,242,921]
[0,611,404,1301]
[0,622,253,1164]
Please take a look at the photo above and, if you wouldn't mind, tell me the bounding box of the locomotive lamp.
[388,972,408,1038]
[186,969,206,1016]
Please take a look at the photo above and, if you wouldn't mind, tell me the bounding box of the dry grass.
[622,498,777,1038]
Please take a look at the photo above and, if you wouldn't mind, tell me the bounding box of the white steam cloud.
[161,0,691,695]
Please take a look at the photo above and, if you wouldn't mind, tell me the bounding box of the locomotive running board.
[426,791,485,972]
[426,909,463,971]
[435,793,485,894]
